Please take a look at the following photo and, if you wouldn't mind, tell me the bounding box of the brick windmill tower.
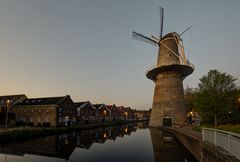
[132,7,194,127]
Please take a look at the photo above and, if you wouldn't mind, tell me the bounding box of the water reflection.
[149,128,186,162]
[0,124,141,160]
[0,123,197,162]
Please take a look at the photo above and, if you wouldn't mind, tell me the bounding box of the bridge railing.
[202,128,240,160]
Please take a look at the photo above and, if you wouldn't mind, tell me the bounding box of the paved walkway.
[176,125,202,140]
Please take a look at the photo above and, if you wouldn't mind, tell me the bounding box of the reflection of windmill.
[132,7,194,127]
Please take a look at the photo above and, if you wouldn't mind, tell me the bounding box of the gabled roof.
[106,104,116,110]
[116,106,124,112]
[14,96,69,106]
[74,101,89,108]
[0,94,27,106]
[93,104,105,110]
[75,101,96,109]
[123,107,131,111]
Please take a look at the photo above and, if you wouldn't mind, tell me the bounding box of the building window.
[45,116,49,122]
[59,117,62,122]
[65,116,69,122]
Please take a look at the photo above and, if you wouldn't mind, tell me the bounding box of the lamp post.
[5,100,10,129]
[124,111,128,121]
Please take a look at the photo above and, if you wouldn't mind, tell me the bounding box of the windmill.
[132,7,194,127]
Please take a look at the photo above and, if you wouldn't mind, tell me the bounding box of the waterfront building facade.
[0,94,27,125]
[94,104,111,123]
[106,104,121,121]
[75,101,97,124]
[13,95,76,127]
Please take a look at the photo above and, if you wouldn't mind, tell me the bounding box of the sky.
[0,0,240,110]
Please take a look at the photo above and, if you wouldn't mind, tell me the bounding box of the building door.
[163,117,172,127]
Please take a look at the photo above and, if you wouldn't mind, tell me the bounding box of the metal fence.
[202,128,240,160]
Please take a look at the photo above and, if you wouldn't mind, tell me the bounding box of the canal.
[0,123,197,162]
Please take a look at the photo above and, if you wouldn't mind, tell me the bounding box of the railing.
[145,65,157,75]
[145,62,195,75]
[202,128,240,160]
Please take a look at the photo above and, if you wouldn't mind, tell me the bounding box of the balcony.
[145,62,195,81]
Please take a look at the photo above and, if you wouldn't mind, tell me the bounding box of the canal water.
[0,123,196,162]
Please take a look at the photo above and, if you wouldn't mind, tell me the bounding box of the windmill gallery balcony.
[146,63,195,82]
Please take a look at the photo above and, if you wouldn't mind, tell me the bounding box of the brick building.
[106,104,121,121]
[0,94,27,125]
[94,104,111,123]
[13,95,76,127]
[121,107,134,121]
[137,109,151,121]
[75,101,97,124]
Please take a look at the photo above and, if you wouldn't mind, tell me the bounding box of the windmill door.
[163,117,172,127]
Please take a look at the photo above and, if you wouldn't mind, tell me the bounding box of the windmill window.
[169,54,172,57]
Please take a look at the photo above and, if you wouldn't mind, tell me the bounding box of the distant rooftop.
[14,96,69,106]
[0,94,27,106]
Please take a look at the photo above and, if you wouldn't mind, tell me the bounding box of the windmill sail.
[132,31,158,46]
[159,7,164,38]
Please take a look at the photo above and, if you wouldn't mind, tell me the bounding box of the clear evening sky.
[0,0,239,109]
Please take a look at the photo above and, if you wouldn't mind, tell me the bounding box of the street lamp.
[124,111,128,120]
[5,100,10,129]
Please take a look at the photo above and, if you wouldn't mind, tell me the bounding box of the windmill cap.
[161,32,180,40]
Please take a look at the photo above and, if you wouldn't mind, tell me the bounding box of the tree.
[184,86,197,112]
[195,69,239,127]
[184,86,198,124]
